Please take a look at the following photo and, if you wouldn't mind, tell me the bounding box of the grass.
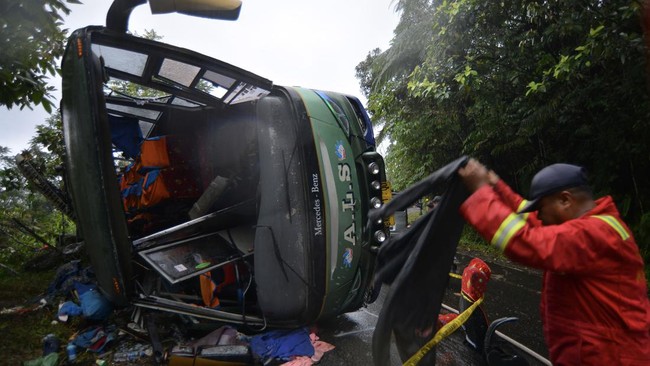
[0,270,70,364]
[406,209,424,226]
[0,265,194,366]
[0,269,114,365]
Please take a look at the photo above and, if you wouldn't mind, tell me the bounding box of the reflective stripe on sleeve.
[517,200,528,212]
[592,215,630,240]
[516,200,531,220]
[491,213,526,251]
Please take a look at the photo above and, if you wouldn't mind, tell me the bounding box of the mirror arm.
[106,0,148,33]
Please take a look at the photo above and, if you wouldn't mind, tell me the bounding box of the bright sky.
[0,0,401,155]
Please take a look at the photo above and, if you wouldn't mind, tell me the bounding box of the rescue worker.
[457,159,650,365]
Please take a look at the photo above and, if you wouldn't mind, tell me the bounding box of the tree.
[30,112,66,181]
[1,110,77,264]
[0,0,81,112]
[0,141,74,265]
[359,0,650,258]
[356,1,458,189]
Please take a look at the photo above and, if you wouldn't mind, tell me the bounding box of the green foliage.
[1,112,75,264]
[358,0,650,227]
[458,225,502,258]
[407,209,423,225]
[0,0,82,112]
[30,113,66,178]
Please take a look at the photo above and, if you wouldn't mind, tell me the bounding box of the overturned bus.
[60,0,389,327]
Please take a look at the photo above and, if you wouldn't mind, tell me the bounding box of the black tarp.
[371,156,469,365]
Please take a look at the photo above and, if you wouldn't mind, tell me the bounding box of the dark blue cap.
[519,163,588,213]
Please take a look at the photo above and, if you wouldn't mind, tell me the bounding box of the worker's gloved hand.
[458,158,491,192]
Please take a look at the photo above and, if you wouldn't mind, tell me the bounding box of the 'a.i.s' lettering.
[338,163,351,182]
[342,192,355,212]
[344,223,356,246]
[338,162,356,246]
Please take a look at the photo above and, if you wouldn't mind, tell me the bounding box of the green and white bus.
[61,0,389,326]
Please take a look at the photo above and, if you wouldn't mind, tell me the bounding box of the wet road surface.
[316,251,548,365]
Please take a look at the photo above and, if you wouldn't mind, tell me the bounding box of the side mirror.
[149,0,241,20]
[107,0,242,33]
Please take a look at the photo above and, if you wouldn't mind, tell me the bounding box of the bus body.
[61,24,388,326]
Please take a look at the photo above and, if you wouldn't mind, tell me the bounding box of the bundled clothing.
[57,282,113,322]
[250,327,314,362]
[460,180,650,365]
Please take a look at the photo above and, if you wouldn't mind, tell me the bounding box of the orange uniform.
[460,180,650,365]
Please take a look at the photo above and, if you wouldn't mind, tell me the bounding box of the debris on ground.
[6,260,338,365]
[0,298,47,315]
[112,342,153,363]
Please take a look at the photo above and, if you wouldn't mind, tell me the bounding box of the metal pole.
[440,303,551,366]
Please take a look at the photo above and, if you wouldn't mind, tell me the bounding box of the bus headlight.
[367,162,380,175]
[370,197,382,209]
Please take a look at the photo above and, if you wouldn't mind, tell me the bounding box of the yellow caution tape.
[402,297,484,366]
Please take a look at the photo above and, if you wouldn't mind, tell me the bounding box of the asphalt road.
[315,251,548,365]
